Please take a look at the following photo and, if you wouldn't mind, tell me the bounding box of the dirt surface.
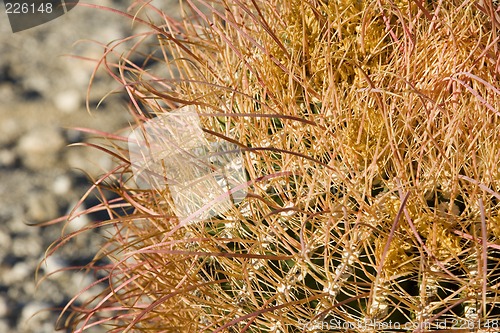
[0,1,180,332]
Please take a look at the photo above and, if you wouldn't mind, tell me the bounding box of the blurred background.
[0,1,178,332]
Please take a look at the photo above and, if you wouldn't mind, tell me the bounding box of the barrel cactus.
[46,0,500,332]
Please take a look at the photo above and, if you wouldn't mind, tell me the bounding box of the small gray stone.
[26,191,59,223]
[3,262,31,285]
[53,90,82,113]
[20,302,51,331]
[0,296,8,318]
[0,118,22,146]
[40,254,66,277]
[65,203,90,233]
[0,230,12,256]
[0,320,9,332]
[65,147,113,178]
[0,84,15,102]
[52,175,71,196]
[12,235,42,258]
[17,127,65,170]
[0,149,16,167]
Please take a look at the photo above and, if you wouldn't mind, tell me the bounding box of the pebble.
[0,230,12,255]
[52,175,71,196]
[17,127,65,170]
[0,118,22,145]
[3,262,31,285]
[0,84,15,101]
[0,320,9,333]
[0,296,8,318]
[11,235,42,258]
[65,147,113,178]
[39,255,66,276]
[26,191,58,223]
[65,203,90,233]
[20,302,50,329]
[6,214,31,234]
[0,149,16,167]
[53,90,82,113]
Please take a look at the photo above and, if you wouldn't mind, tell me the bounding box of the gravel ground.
[0,1,179,332]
